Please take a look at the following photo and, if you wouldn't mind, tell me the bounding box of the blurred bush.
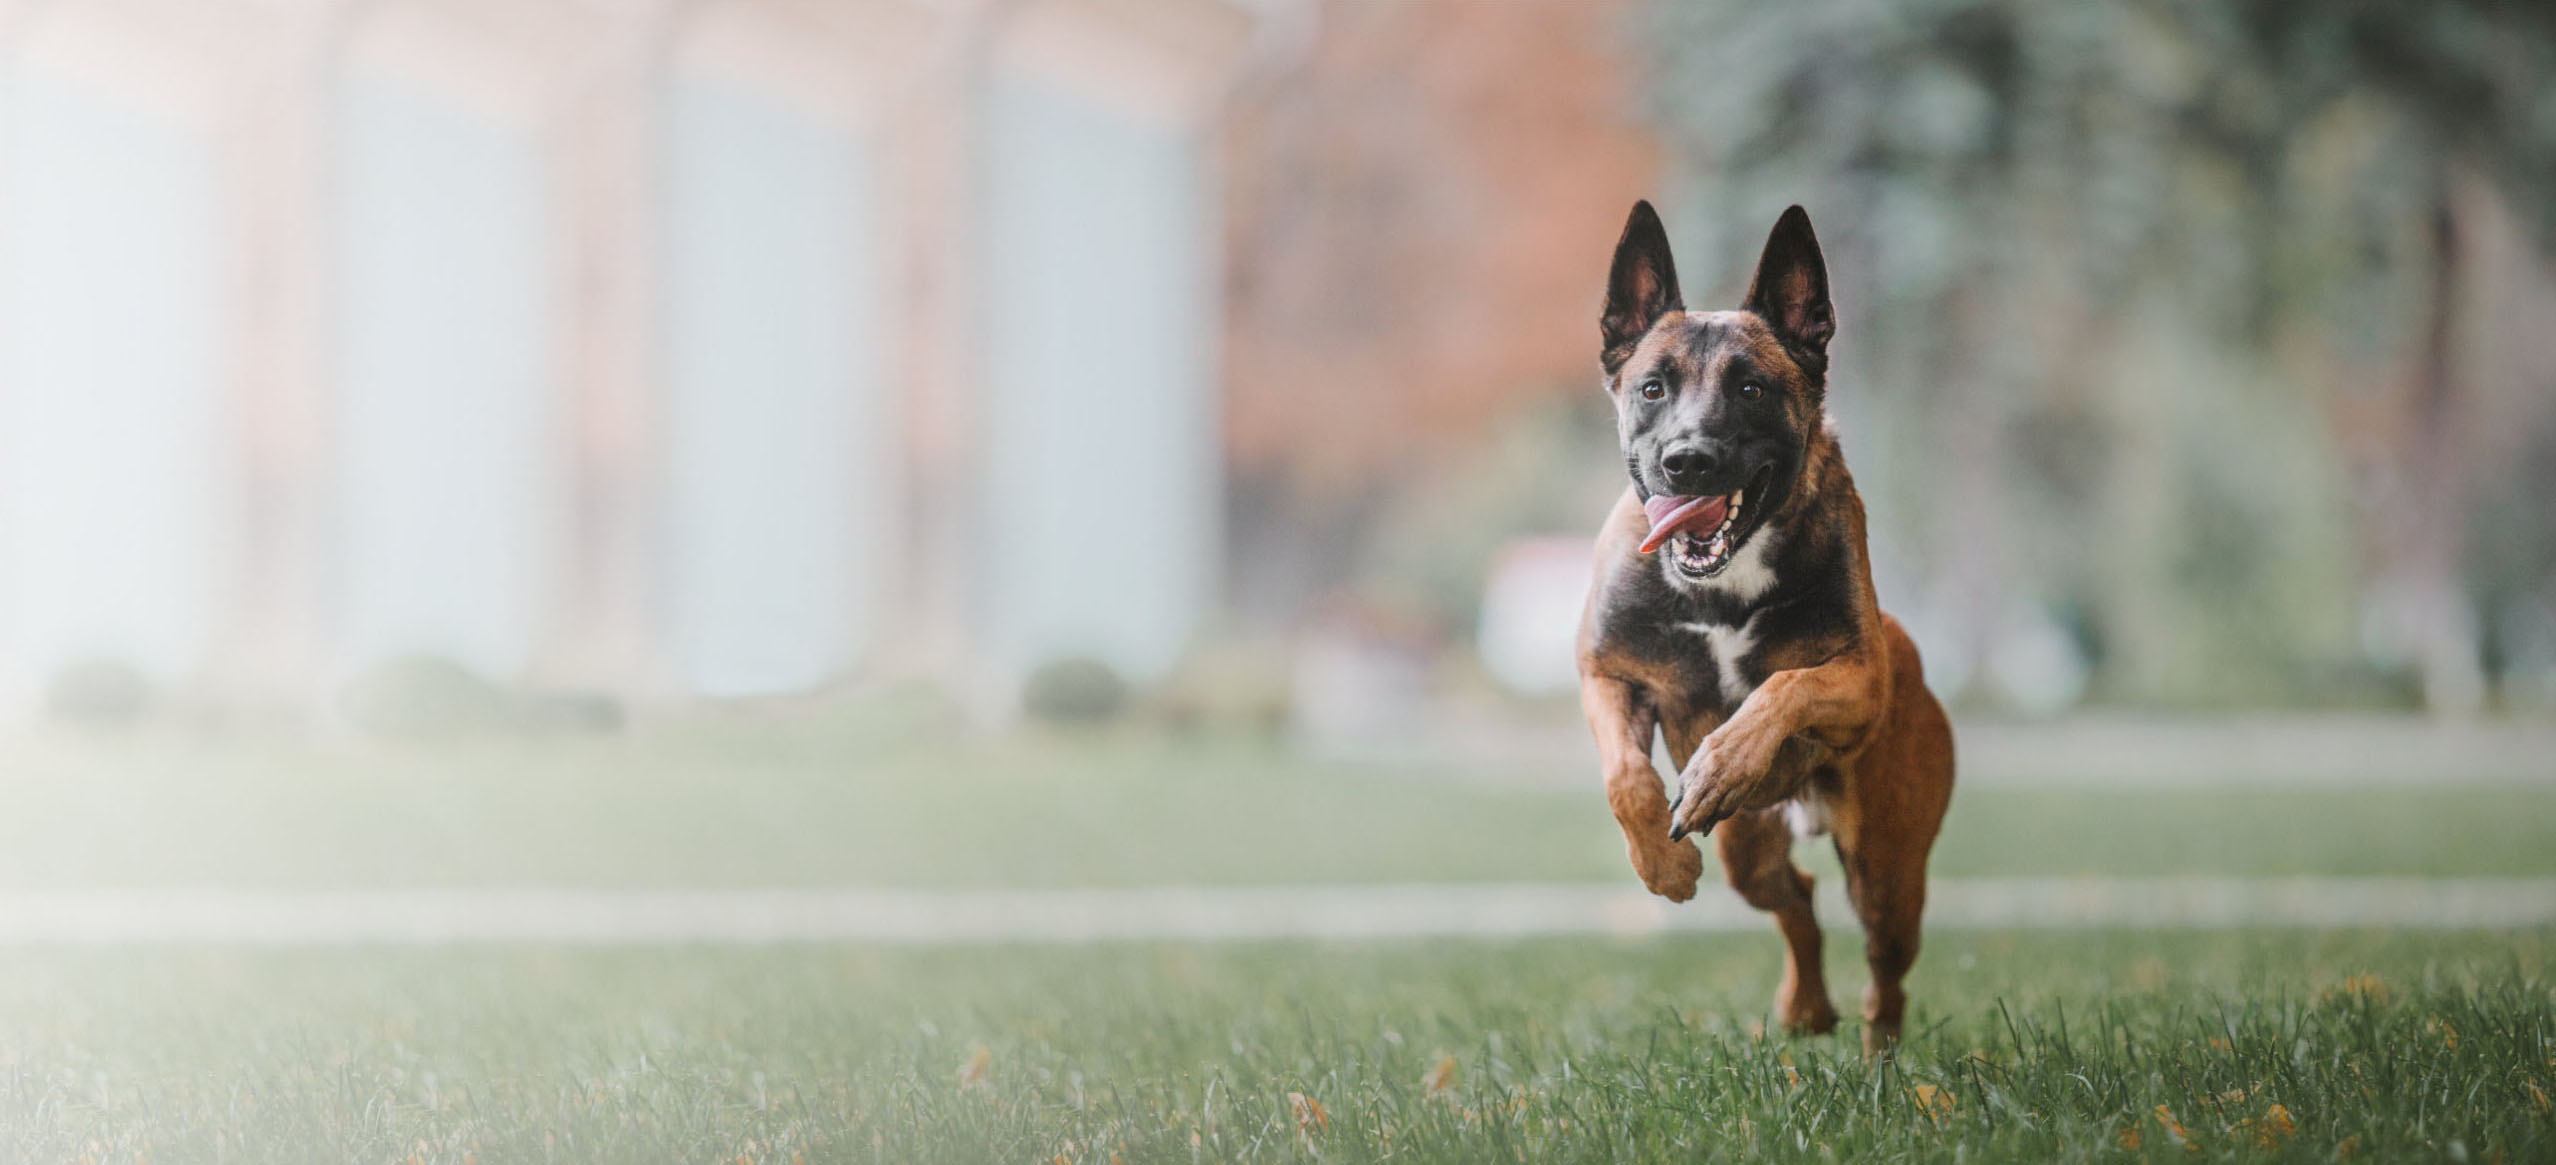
[339,656,515,739]
[1150,636,1292,735]
[44,657,151,729]
[1019,657,1130,725]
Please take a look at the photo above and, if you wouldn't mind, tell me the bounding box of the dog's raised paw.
[1632,838,1703,901]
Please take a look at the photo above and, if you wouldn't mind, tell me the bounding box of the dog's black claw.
[1667,822,1688,842]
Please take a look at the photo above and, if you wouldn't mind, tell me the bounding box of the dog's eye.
[1639,379,1665,401]
[1738,382,1764,401]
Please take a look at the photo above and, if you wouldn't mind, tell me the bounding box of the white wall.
[978,72,1217,684]
[662,75,882,696]
[334,75,552,678]
[0,68,225,684]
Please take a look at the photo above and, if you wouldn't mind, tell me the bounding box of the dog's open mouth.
[1639,469,1772,577]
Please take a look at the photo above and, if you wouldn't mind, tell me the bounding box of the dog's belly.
[1784,789,1831,839]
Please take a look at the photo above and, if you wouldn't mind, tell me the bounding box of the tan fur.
[1578,321,1954,1055]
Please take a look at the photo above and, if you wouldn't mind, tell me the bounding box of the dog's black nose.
[1661,444,1717,491]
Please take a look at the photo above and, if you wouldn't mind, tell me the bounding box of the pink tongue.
[1639,494,1730,555]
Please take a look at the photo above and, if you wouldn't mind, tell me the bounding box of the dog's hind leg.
[1716,807,1837,1035]
[1832,625,1955,1055]
[1835,823,1928,1056]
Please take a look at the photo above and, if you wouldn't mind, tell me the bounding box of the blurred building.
[18,0,2529,722]
[0,0,1260,715]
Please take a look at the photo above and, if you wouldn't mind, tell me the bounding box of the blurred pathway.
[0,877,2548,945]
[1395,712,2556,789]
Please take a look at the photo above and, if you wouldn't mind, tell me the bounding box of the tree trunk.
[2399,170,2485,715]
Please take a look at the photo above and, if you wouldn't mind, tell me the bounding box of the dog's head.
[1597,201,1834,582]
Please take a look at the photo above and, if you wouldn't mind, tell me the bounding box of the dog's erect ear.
[1743,205,1834,375]
[1600,200,1683,376]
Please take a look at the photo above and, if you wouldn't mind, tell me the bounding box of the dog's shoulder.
[1580,489,1687,668]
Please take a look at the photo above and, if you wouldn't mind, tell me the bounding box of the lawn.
[1,929,2547,1162]
[0,705,2548,888]
[1,707,2549,1159]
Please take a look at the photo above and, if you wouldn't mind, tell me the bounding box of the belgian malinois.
[1578,202,1954,1052]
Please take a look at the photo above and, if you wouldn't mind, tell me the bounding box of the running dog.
[1577,201,1955,1053]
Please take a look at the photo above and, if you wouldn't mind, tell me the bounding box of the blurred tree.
[1636,0,2556,710]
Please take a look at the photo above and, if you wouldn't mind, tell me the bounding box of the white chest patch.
[1675,611,1762,705]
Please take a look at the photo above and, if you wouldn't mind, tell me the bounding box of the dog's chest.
[1596,605,1768,717]
[1674,612,1765,710]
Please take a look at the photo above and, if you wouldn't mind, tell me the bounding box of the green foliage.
[1638,0,2556,325]
[1631,0,2556,707]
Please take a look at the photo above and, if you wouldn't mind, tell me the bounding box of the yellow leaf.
[1911,1084,1954,1124]
[2527,1080,2551,1114]
[957,1045,992,1092]
[2237,1103,2295,1150]
[1422,1055,1458,1098]
[1289,1092,1328,1137]
[2115,1126,2141,1150]
[1783,1065,1803,1092]
[2335,974,2390,1005]
[2336,1133,2362,1158]
[2154,1105,2199,1152]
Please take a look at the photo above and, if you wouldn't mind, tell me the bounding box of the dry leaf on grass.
[1421,1055,1457,1098]
[957,1045,992,1093]
[2235,1104,2295,1150]
[1289,1092,1328,1139]
[2332,974,2391,1005]
[2154,1105,2199,1152]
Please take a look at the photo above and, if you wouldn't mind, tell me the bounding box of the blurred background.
[3,7,2554,1157]
[0,0,2551,741]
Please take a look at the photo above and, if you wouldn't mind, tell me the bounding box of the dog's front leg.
[1581,672,1702,901]
[1669,659,1879,840]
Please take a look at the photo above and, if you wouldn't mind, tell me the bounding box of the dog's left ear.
[1743,205,1834,376]
[1601,200,1683,377]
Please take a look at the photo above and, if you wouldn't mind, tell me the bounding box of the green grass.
[1,930,2548,1162]
[3,709,2548,1158]
[0,710,2548,888]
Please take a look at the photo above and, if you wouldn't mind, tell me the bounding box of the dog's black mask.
[1598,202,1834,580]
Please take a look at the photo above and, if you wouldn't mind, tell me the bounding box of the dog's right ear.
[1600,200,1683,377]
